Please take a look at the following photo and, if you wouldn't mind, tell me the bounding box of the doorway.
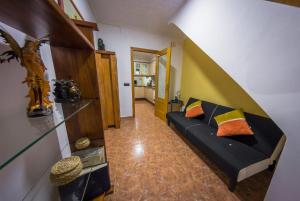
[130,47,171,121]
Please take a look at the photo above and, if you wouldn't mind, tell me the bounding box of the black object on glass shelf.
[98,38,105,50]
[53,79,81,103]
[58,163,111,201]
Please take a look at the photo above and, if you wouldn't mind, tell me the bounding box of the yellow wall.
[181,39,268,117]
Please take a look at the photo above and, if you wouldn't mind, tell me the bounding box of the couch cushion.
[185,100,204,118]
[186,125,268,179]
[166,112,206,134]
[184,97,200,113]
[209,104,234,128]
[183,98,205,120]
[214,109,254,137]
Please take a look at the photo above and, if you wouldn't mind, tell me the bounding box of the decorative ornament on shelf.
[53,79,81,103]
[75,137,91,150]
[0,28,53,117]
[97,38,105,50]
[50,156,83,186]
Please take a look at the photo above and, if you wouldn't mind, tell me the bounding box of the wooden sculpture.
[0,29,52,117]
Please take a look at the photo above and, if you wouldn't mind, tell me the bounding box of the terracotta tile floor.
[104,100,273,201]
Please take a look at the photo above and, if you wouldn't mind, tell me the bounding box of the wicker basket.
[50,156,83,186]
[75,137,91,150]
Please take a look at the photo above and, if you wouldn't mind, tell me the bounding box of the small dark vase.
[98,38,105,50]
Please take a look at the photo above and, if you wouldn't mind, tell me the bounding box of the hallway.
[104,100,272,201]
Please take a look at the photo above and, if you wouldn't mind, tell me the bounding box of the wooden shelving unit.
[0,0,94,49]
[0,0,104,150]
[0,1,111,199]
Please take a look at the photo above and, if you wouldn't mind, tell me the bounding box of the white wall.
[171,0,300,200]
[72,0,96,22]
[0,22,70,200]
[94,23,183,117]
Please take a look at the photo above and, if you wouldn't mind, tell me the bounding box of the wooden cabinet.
[152,88,156,103]
[145,87,155,104]
[144,88,150,102]
[96,51,120,129]
[134,87,145,98]
[135,87,155,103]
[149,58,157,75]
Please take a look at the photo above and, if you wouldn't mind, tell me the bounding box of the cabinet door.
[150,59,156,75]
[152,89,155,103]
[96,52,120,129]
[147,88,153,102]
[134,87,144,98]
[145,88,149,101]
[96,54,115,128]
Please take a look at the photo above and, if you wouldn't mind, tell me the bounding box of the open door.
[155,47,171,121]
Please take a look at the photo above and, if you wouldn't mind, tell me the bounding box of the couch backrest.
[186,97,284,157]
[209,104,284,157]
[201,101,219,124]
[208,104,234,128]
[244,112,284,157]
[184,98,218,122]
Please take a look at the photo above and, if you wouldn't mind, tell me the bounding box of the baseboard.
[135,98,155,105]
[135,98,145,100]
[121,116,134,120]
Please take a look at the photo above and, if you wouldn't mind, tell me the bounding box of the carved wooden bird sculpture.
[0,28,52,117]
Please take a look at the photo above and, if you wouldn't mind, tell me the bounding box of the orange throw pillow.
[185,100,204,118]
[214,109,254,137]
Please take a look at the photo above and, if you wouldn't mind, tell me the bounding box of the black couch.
[166,98,286,191]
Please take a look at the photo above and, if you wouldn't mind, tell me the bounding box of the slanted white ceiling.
[87,0,187,35]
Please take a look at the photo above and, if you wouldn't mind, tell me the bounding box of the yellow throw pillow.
[214,109,254,137]
[185,100,204,118]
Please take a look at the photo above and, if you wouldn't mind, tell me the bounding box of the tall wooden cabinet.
[95,51,120,129]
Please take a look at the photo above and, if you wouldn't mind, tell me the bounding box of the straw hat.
[50,156,83,186]
[75,137,90,150]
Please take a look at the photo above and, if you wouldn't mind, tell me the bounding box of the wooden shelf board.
[0,0,94,50]
[268,0,300,8]
[96,50,115,55]
[73,19,98,31]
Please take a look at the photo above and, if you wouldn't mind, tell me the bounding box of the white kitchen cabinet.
[145,88,150,102]
[135,87,145,98]
[149,59,156,75]
[135,87,155,103]
[144,87,155,104]
[152,88,156,103]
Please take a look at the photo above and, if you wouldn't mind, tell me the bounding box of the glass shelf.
[0,99,95,170]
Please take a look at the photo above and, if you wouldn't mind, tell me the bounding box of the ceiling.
[87,0,187,35]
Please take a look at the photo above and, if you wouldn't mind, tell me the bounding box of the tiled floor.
[104,100,273,201]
